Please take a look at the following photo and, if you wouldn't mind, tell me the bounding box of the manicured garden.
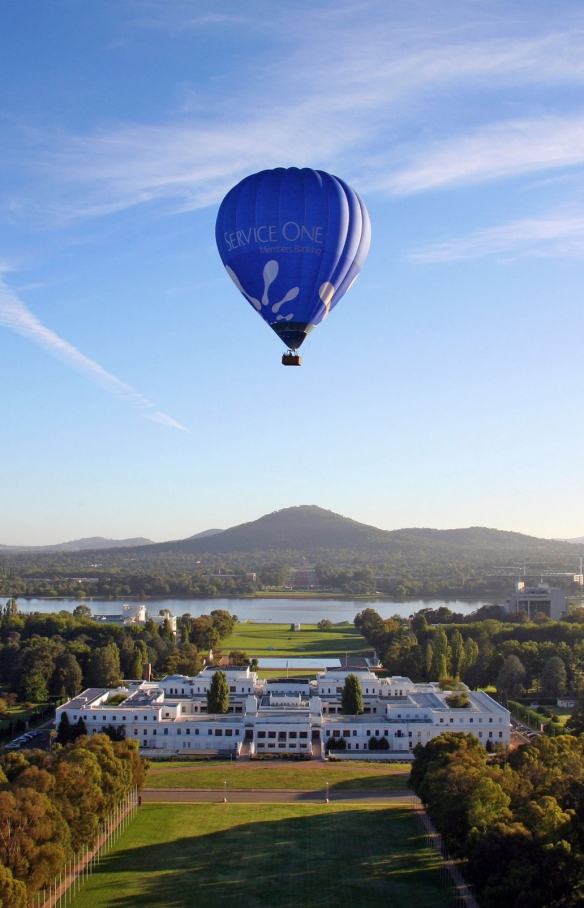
[69,803,455,908]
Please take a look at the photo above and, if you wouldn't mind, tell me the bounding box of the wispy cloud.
[386,115,584,195]
[409,212,584,262]
[0,274,187,429]
[13,10,584,223]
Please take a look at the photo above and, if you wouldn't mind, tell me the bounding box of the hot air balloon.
[215,167,371,365]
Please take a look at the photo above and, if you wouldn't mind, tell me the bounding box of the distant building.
[291,623,301,631]
[504,583,568,621]
[92,604,177,633]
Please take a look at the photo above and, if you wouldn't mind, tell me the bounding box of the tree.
[128,648,144,680]
[450,629,465,677]
[51,653,82,698]
[568,687,584,735]
[87,644,122,687]
[430,628,451,681]
[101,724,126,742]
[2,598,18,619]
[73,604,92,618]
[317,619,333,629]
[423,641,434,680]
[497,655,527,700]
[341,673,364,715]
[72,716,87,741]
[207,670,229,714]
[0,863,27,908]
[540,657,567,699]
[56,712,72,745]
[228,650,250,666]
[20,669,48,703]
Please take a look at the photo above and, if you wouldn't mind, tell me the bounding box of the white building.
[504,582,569,621]
[56,667,510,760]
[92,604,177,633]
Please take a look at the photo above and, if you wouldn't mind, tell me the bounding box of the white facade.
[56,667,511,759]
[504,583,568,621]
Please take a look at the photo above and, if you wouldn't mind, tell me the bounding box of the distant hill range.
[0,536,153,552]
[125,506,583,561]
[1,507,581,564]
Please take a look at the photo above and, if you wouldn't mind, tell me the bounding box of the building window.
[333,730,340,738]
[112,716,116,721]
[343,730,350,737]
[258,731,266,739]
[230,687,236,693]
[143,729,147,736]
[499,731,503,738]
[325,730,331,737]
[208,729,213,736]
[268,732,276,739]
[195,728,199,735]
[215,729,222,736]
[450,718,454,723]
[134,716,138,721]
[299,732,308,739]
[164,728,168,735]
[289,731,297,739]
[353,730,357,736]
[225,729,233,737]
[479,732,483,737]
[122,716,126,721]
[144,716,148,721]
[153,729,157,736]
[489,731,493,738]
[278,732,286,740]
[489,718,493,723]
[177,729,181,735]
[134,729,138,735]
[102,716,106,721]
[186,728,191,735]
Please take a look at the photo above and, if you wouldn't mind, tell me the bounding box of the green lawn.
[69,803,455,908]
[145,766,410,791]
[220,622,368,658]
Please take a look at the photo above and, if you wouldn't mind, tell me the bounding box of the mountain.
[129,506,582,560]
[187,529,224,539]
[557,536,584,544]
[0,536,153,552]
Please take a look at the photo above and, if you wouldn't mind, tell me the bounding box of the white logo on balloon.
[225,260,299,322]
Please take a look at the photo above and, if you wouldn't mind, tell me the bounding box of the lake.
[3,596,491,623]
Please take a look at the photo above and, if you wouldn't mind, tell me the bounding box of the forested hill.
[125,506,581,562]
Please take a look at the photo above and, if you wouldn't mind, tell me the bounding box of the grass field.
[69,804,455,908]
[220,622,368,658]
[145,766,410,791]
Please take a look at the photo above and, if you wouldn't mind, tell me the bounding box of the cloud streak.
[387,115,584,195]
[409,212,584,262]
[0,274,187,430]
[14,12,584,222]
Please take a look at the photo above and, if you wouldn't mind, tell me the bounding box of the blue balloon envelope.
[215,167,371,352]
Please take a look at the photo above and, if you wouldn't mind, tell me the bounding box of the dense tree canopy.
[0,733,146,902]
[411,731,584,908]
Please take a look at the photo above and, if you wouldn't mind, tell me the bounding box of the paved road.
[142,788,412,804]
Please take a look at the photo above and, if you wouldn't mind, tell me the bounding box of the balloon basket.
[282,352,302,366]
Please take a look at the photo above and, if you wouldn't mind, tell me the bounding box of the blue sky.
[2,0,584,545]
